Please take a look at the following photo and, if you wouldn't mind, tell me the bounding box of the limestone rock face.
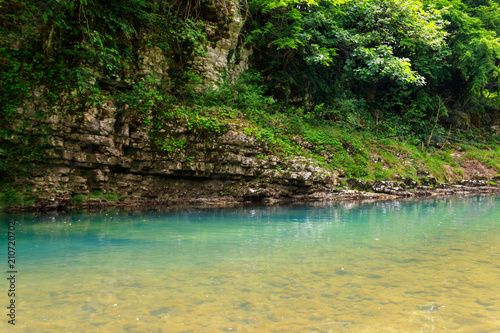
[192,1,251,85]
[12,94,340,207]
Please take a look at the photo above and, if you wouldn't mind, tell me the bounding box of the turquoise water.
[1,196,499,332]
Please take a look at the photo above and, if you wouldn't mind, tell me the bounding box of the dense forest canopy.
[248,0,500,130]
[0,0,499,183]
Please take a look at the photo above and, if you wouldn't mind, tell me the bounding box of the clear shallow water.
[1,196,499,332]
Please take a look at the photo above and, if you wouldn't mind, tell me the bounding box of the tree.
[248,0,449,107]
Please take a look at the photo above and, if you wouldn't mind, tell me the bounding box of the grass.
[70,191,125,206]
[0,185,38,209]
[462,144,500,171]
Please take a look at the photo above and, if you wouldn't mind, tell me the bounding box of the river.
[1,195,499,332]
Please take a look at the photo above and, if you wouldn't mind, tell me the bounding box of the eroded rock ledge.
[18,182,500,212]
[10,97,343,211]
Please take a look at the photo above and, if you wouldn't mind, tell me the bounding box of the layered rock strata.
[13,98,343,210]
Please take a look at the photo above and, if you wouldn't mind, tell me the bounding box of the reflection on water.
[2,196,499,332]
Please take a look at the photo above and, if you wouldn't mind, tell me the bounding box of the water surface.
[1,196,499,332]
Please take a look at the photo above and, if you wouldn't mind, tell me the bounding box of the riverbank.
[4,178,499,213]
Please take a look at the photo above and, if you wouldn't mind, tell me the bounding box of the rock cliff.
[15,96,342,209]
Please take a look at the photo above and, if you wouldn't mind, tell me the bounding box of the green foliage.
[70,191,124,206]
[0,0,209,112]
[426,0,500,127]
[433,0,500,95]
[0,125,51,182]
[247,0,499,141]
[147,70,274,148]
[201,71,276,111]
[115,75,166,115]
[0,0,213,181]
[463,144,500,170]
[156,138,187,153]
[89,190,123,202]
[70,194,87,206]
[249,0,448,104]
[0,184,37,208]
[0,185,22,208]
